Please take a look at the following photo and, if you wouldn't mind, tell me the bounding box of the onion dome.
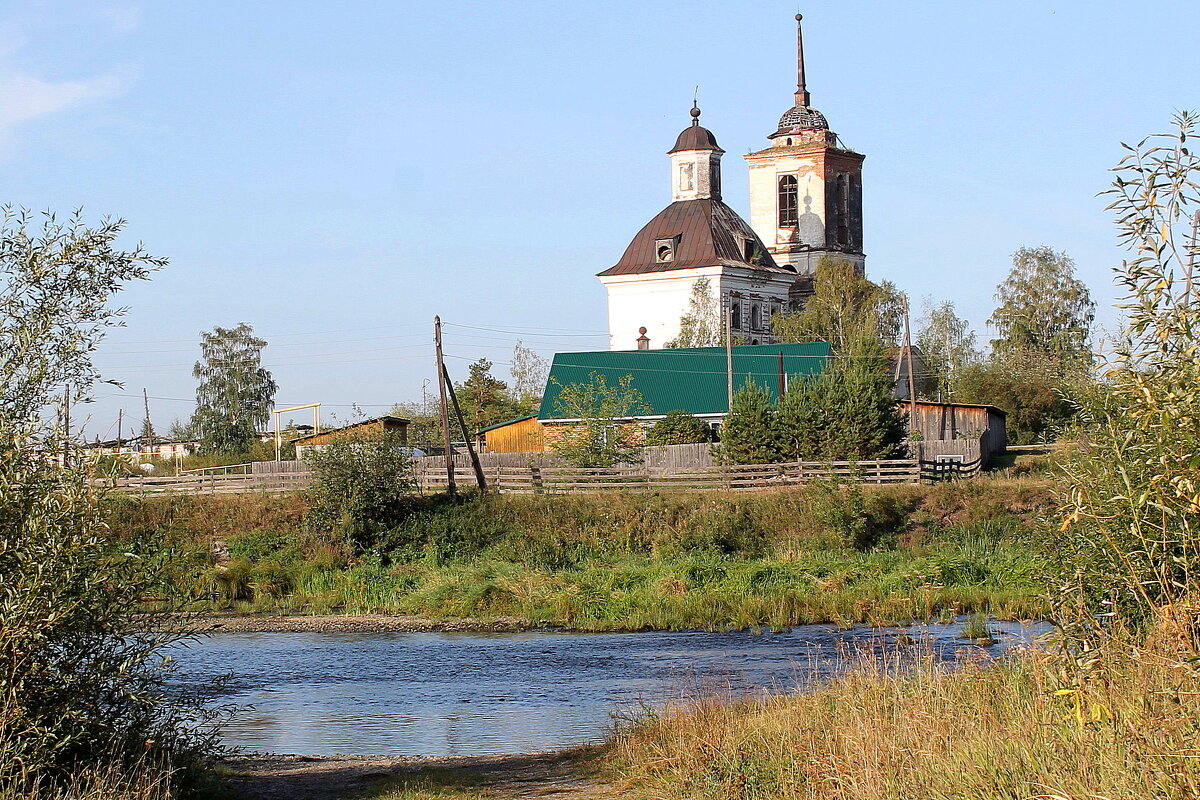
[668,102,723,153]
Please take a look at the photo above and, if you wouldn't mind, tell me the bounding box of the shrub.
[645,411,710,446]
[304,430,416,548]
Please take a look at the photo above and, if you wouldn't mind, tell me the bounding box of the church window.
[778,175,799,227]
[836,174,850,247]
[786,138,793,146]
[743,238,757,262]
[731,302,742,330]
[679,162,694,192]
[655,236,678,263]
[751,304,761,330]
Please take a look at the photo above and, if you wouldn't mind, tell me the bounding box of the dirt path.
[218,750,623,799]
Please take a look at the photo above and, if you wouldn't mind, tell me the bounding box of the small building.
[537,342,831,437]
[906,401,1007,467]
[293,416,409,460]
[256,424,315,443]
[477,415,546,454]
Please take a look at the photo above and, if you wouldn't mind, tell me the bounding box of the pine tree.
[719,379,779,464]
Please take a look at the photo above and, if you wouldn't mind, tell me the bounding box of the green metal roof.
[538,342,830,420]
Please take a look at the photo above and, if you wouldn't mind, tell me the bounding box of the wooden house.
[293,416,409,459]
[906,401,1007,467]
[477,415,546,454]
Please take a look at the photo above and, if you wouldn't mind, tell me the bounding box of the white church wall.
[600,266,725,350]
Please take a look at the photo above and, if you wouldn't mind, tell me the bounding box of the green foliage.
[719,379,779,464]
[509,340,549,411]
[666,277,722,348]
[645,410,710,446]
[0,208,211,795]
[1052,112,1200,642]
[809,481,907,551]
[915,298,980,400]
[953,348,1075,445]
[771,259,904,350]
[456,358,524,433]
[189,322,277,456]
[549,372,648,468]
[304,430,417,549]
[989,245,1095,366]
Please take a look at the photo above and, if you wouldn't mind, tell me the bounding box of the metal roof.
[597,199,790,277]
[538,342,831,420]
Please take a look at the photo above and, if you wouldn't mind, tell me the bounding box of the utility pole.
[725,305,734,412]
[434,316,457,501]
[443,364,488,492]
[143,388,153,438]
[116,408,123,451]
[902,296,919,435]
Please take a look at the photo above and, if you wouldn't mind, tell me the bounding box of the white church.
[597,15,866,350]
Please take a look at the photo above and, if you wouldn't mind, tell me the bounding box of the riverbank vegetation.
[108,476,1052,630]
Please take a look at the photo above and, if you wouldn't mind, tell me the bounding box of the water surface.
[170,621,1045,756]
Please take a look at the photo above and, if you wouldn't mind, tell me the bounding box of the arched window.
[731,302,742,330]
[836,174,851,247]
[778,175,799,227]
[750,304,761,330]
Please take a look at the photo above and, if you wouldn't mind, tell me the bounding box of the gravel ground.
[217,749,621,799]
[199,614,543,634]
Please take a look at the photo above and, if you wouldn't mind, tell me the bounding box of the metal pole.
[725,305,734,412]
[434,316,457,501]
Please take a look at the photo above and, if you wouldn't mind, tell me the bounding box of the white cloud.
[0,68,127,145]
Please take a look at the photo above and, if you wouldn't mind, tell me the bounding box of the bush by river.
[107,478,1052,630]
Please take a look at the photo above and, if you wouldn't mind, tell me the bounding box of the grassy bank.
[607,642,1200,799]
[108,478,1052,630]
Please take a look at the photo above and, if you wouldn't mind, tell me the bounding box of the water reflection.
[169,621,1046,756]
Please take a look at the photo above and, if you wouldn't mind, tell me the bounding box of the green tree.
[666,277,722,348]
[915,298,980,401]
[989,245,1095,365]
[509,340,549,412]
[189,322,277,456]
[390,401,441,453]
[953,349,1074,445]
[719,379,779,464]
[305,430,416,549]
[457,358,522,432]
[644,410,710,446]
[1,208,212,795]
[1053,112,1200,643]
[550,372,647,467]
[772,259,903,351]
[776,338,907,461]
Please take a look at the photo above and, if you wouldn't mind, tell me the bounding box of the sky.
[2,0,1197,438]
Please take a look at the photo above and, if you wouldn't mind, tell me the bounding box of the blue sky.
[2,1,1196,437]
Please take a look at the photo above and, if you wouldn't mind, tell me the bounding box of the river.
[169,620,1046,756]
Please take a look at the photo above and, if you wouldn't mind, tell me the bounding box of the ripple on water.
[168,621,1048,757]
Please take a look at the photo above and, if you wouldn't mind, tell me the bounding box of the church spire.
[795,14,810,108]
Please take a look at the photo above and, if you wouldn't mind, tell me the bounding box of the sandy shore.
[218,749,618,799]
[198,613,543,634]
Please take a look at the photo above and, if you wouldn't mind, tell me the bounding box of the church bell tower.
[745,15,865,277]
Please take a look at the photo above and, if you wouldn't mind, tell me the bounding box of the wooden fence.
[112,454,979,497]
[412,458,921,493]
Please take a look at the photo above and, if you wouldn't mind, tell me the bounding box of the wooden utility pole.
[443,364,488,492]
[434,316,457,501]
[725,305,734,412]
[902,296,919,435]
[143,388,153,436]
[116,408,123,451]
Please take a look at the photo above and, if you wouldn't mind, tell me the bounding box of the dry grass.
[609,642,1200,800]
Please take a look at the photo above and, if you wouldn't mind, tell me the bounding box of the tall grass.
[108,479,1053,630]
[610,642,1200,799]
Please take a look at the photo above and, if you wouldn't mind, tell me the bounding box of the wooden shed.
[293,415,409,459]
[907,401,1006,467]
[477,415,545,454]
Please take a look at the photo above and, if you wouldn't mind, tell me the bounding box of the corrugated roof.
[597,199,792,277]
[538,342,831,420]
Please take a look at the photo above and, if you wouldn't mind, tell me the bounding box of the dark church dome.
[668,102,723,153]
[773,104,829,136]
